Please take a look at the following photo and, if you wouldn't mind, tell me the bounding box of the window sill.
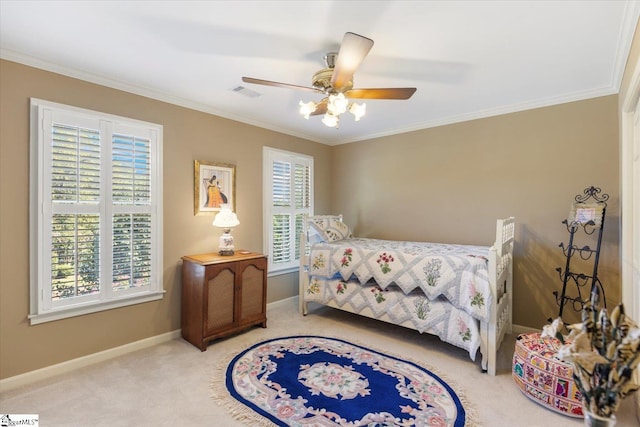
[28,291,165,325]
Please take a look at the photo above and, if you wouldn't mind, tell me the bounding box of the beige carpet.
[1,298,637,426]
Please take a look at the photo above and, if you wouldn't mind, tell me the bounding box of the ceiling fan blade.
[242,77,321,93]
[310,99,328,116]
[344,88,417,100]
[330,32,374,90]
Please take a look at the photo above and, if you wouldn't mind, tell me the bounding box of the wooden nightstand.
[181,251,267,351]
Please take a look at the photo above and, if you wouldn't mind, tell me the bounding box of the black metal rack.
[553,186,609,318]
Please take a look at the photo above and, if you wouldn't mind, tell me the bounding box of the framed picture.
[568,202,605,228]
[194,160,235,215]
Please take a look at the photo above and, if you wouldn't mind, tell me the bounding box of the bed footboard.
[481,217,515,375]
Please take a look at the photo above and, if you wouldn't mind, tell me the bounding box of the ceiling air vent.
[232,86,261,98]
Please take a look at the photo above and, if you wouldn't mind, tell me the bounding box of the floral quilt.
[307,237,493,323]
[304,278,481,359]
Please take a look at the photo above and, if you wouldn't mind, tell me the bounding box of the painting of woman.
[204,175,228,208]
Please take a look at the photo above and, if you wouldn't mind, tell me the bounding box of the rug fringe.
[210,352,278,427]
[210,331,482,427]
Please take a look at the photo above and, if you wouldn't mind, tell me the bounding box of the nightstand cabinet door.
[181,252,267,351]
[237,258,267,323]
[205,264,236,334]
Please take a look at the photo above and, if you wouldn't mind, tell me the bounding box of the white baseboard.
[0,329,181,393]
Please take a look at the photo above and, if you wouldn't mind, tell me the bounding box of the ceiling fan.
[242,32,417,127]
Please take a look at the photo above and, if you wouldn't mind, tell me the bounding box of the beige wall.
[0,57,624,380]
[331,96,621,330]
[0,59,331,379]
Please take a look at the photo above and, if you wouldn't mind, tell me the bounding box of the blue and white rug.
[213,335,477,426]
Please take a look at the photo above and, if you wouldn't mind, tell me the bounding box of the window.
[263,147,313,274]
[29,99,163,324]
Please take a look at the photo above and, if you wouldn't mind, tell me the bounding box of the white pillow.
[309,218,352,242]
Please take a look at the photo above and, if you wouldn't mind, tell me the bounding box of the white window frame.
[29,99,164,324]
[263,147,313,275]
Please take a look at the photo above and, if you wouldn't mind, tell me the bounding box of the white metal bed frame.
[299,215,515,376]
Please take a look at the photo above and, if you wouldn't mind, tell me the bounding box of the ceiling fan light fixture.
[243,32,416,131]
[299,100,317,119]
[350,102,366,121]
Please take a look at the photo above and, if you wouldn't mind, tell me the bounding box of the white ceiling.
[1,1,639,145]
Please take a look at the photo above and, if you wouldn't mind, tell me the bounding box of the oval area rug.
[214,335,476,426]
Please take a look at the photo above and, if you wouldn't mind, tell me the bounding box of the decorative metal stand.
[553,186,608,318]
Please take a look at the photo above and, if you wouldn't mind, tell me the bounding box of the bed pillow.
[309,218,352,242]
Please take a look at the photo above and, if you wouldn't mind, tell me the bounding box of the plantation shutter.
[31,99,163,324]
[112,133,153,291]
[294,163,311,259]
[48,120,102,307]
[263,148,313,273]
[51,123,101,203]
[271,160,292,264]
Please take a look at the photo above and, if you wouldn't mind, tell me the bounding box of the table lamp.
[212,204,240,255]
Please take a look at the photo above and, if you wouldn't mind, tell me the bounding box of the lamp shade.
[349,102,366,121]
[327,92,348,115]
[299,100,317,119]
[212,204,239,228]
[321,113,339,128]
